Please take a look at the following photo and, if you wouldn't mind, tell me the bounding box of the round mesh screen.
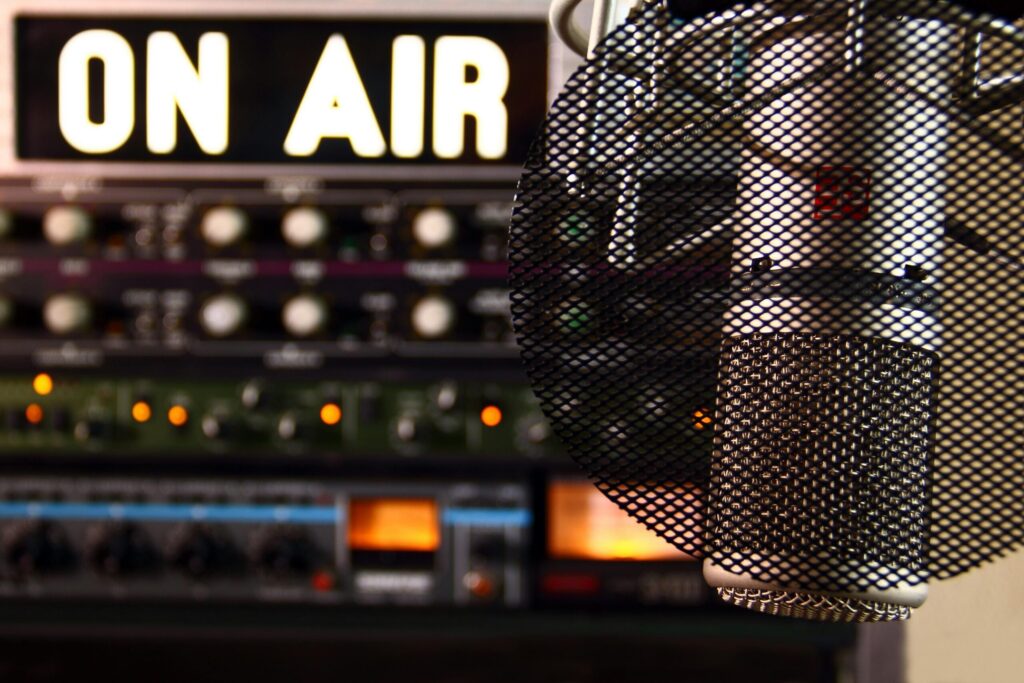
[509,0,1024,617]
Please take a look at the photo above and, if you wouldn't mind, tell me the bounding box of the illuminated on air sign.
[15,18,548,164]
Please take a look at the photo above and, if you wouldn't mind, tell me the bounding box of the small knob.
[411,296,455,339]
[43,206,92,246]
[432,382,459,413]
[87,523,158,576]
[394,414,427,444]
[43,293,92,335]
[276,412,304,441]
[201,413,231,440]
[282,294,328,338]
[241,380,265,410]
[523,417,551,446]
[3,521,74,576]
[200,293,247,338]
[73,417,109,443]
[463,569,499,601]
[281,207,329,248]
[412,207,457,249]
[201,206,248,248]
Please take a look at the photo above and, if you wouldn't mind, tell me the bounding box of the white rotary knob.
[43,293,92,335]
[282,294,328,337]
[43,206,92,246]
[201,206,248,248]
[411,296,456,339]
[199,294,247,338]
[281,207,329,248]
[412,207,457,249]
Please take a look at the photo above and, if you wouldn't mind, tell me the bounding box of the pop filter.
[510,0,1024,621]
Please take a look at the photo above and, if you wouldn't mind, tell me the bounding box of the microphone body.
[702,13,956,621]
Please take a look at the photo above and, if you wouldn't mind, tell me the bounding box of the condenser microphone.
[511,0,1024,624]
[700,10,957,622]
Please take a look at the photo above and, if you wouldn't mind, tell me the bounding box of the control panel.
[0,179,520,368]
[0,375,552,458]
[0,477,529,607]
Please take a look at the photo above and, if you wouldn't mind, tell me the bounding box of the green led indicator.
[559,214,590,246]
[559,304,591,332]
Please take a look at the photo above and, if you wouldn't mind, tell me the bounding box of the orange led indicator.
[480,405,503,428]
[25,403,44,425]
[131,401,153,423]
[32,373,54,396]
[693,408,713,431]
[320,403,342,426]
[168,405,189,428]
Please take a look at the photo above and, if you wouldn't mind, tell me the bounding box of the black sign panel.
[15,17,548,164]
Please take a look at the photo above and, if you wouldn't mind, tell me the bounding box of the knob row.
[24,293,458,339]
[200,293,455,339]
[3,520,323,580]
[202,205,457,249]
[7,205,459,250]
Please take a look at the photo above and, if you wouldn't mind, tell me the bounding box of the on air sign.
[15,17,548,164]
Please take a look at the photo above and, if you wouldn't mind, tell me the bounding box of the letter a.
[284,35,386,157]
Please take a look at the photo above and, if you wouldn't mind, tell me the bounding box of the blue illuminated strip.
[0,502,529,527]
[442,508,532,527]
[0,502,338,525]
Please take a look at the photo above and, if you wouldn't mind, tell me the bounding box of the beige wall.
[906,551,1024,683]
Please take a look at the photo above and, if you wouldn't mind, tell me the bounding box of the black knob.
[169,525,237,579]
[253,528,320,578]
[3,521,74,576]
[87,523,158,576]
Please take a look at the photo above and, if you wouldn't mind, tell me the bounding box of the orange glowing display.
[480,405,503,427]
[547,481,693,561]
[32,373,54,396]
[25,403,44,425]
[349,498,439,552]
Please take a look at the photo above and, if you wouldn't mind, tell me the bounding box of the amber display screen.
[349,498,440,552]
[547,482,692,562]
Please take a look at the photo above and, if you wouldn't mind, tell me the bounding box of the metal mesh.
[509,0,1024,619]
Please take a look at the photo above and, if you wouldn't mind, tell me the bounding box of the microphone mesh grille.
[716,588,912,622]
[710,332,935,592]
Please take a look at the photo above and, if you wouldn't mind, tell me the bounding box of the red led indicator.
[540,573,601,596]
[813,166,871,222]
[311,569,336,592]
